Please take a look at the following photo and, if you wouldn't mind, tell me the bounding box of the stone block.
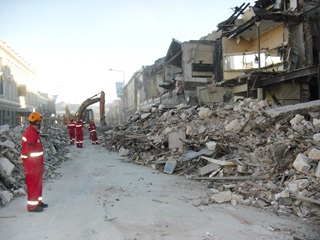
[307,148,320,160]
[211,191,232,203]
[205,141,217,151]
[4,140,15,149]
[198,107,212,119]
[287,183,298,193]
[198,163,220,176]
[313,133,320,141]
[312,118,320,127]
[290,114,304,125]
[292,153,311,173]
[168,130,186,149]
[225,119,241,132]
[0,157,15,176]
[0,190,13,203]
[231,194,244,204]
[237,164,248,173]
[288,179,310,192]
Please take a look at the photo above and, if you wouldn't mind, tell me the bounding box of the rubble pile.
[0,124,70,205]
[104,98,320,224]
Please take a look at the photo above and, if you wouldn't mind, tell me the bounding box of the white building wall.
[0,39,56,125]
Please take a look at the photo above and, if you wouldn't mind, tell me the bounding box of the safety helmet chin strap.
[31,120,41,127]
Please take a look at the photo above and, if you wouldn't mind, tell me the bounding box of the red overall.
[21,125,44,211]
[67,121,76,145]
[88,122,99,144]
[75,120,85,148]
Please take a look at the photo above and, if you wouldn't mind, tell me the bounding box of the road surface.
[0,138,319,240]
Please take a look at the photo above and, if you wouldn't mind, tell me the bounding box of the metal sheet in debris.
[178,147,214,162]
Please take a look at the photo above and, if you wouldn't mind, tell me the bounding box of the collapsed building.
[104,98,320,226]
[216,0,320,104]
[118,0,320,122]
[104,0,320,227]
[1,0,319,228]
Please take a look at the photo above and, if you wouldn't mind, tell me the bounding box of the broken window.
[224,50,281,71]
[192,63,213,77]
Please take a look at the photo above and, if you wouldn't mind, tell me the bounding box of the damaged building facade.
[0,39,56,126]
[120,39,215,120]
[119,0,320,121]
[217,0,320,105]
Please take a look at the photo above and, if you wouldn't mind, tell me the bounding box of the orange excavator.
[64,91,106,126]
[63,105,73,125]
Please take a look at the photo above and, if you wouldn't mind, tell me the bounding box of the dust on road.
[1,138,319,240]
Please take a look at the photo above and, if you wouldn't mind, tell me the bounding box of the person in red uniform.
[20,112,48,212]
[88,120,99,145]
[75,119,85,148]
[67,119,76,145]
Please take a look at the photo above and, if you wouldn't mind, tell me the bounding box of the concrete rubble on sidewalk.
[0,124,70,205]
[103,98,320,226]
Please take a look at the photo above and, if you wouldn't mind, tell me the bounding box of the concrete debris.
[0,191,13,203]
[0,124,70,206]
[104,98,320,225]
[292,154,311,173]
[205,141,217,151]
[119,147,130,156]
[0,158,15,176]
[211,190,233,203]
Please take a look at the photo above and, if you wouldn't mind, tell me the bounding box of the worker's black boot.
[28,206,44,212]
[40,202,48,208]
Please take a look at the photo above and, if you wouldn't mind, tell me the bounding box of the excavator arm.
[75,91,106,126]
[99,91,106,125]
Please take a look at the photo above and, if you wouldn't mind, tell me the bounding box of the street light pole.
[109,68,125,86]
[109,68,125,123]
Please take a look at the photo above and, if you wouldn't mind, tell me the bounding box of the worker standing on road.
[88,120,99,145]
[20,112,48,213]
[75,119,85,148]
[67,119,76,145]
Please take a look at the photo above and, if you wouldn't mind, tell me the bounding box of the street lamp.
[109,68,125,123]
[109,68,125,85]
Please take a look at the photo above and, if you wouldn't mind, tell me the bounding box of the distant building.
[0,39,56,126]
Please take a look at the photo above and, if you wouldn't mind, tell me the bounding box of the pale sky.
[0,0,254,104]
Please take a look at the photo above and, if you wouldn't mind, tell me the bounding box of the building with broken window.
[121,39,216,120]
[0,39,56,126]
[215,0,320,105]
[119,0,320,121]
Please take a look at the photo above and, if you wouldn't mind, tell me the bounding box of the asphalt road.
[0,138,319,240]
